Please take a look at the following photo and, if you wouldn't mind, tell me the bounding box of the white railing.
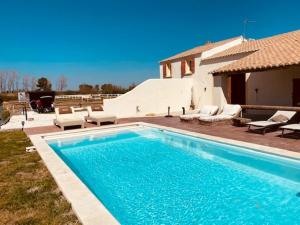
[55,94,122,100]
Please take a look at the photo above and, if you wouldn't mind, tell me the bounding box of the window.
[163,63,172,78]
[181,58,195,77]
[166,63,172,77]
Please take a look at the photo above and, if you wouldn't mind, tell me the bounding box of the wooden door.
[230,74,246,105]
[293,79,300,106]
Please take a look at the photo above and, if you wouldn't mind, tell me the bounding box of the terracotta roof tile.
[211,29,300,74]
[160,36,241,63]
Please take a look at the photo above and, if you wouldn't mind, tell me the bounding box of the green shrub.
[1,110,10,121]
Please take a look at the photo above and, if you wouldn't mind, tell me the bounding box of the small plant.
[190,87,195,110]
[190,98,195,110]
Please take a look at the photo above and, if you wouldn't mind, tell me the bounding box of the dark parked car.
[28,91,55,113]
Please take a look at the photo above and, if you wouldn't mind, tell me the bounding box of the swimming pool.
[47,126,300,224]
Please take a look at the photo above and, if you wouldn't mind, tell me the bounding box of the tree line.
[0,71,136,94]
[0,71,68,93]
[78,83,136,94]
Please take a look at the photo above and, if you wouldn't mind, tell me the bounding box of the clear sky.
[0,0,299,89]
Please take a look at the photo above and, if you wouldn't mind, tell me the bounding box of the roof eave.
[212,63,300,76]
[159,53,202,64]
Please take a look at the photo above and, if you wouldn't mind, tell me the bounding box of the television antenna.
[243,19,256,40]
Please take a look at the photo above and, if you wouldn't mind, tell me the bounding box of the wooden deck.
[24,116,300,152]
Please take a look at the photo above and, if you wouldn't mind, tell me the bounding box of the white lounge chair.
[280,123,300,137]
[198,104,242,125]
[180,105,219,121]
[247,110,296,135]
[85,106,117,126]
[54,107,85,131]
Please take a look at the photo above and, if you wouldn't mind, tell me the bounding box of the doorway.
[227,74,246,105]
[293,79,300,106]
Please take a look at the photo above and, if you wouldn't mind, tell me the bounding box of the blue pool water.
[48,127,300,224]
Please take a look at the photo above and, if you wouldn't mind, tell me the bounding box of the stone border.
[29,122,300,225]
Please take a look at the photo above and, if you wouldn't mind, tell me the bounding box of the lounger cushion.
[200,105,219,115]
[91,105,103,111]
[269,111,296,121]
[281,124,300,130]
[59,107,72,114]
[222,104,241,116]
[209,106,219,116]
[181,105,219,121]
[200,107,211,115]
[270,114,289,122]
[180,113,210,120]
[89,111,116,120]
[199,114,233,122]
[247,121,281,127]
[56,115,83,123]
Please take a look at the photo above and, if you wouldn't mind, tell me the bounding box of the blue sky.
[0,0,299,89]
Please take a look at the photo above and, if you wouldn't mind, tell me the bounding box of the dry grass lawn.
[0,131,80,225]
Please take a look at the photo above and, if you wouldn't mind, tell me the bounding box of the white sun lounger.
[247,110,296,135]
[54,107,85,131]
[198,104,242,124]
[180,105,219,121]
[85,106,117,126]
[280,123,300,137]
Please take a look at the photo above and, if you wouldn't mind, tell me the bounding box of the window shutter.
[191,58,195,73]
[162,64,166,78]
[181,61,185,77]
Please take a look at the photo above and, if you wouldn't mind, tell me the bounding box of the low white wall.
[103,79,193,118]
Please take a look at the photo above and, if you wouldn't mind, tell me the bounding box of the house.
[104,37,243,117]
[160,29,300,110]
[104,29,300,118]
[209,29,300,108]
[159,36,244,109]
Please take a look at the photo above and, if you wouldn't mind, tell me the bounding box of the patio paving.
[23,116,300,153]
[1,111,55,130]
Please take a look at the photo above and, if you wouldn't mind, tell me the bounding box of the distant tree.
[2,72,8,92]
[127,83,136,91]
[94,84,100,93]
[100,84,113,94]
[0,72,6,93]
[36,77,52,91]
[7,71,18,93]
[79,84,94,94]
[56,75,68,91]
[31,77,37,91]
[14,72,19,91]
[77,83,138,95]
[100,83,127,94]
[60,90,79,95]
[22,75,30,91]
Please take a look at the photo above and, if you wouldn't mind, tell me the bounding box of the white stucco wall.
[246,66,300,106]
[194,53,251,109]
[211,64,300,112]
[103,79,193,118]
